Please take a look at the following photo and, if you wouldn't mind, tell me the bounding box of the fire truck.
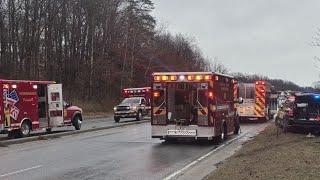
[237,81,272,121]
[151,72,241,141]
[0,80,83,138]
[113,87,151,122]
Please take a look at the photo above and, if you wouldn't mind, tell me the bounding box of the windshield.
[121,98,140,104]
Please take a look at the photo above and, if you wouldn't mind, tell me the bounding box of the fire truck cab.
[0,80,83,138]
[237,81,272,121]
[151,72,241,141]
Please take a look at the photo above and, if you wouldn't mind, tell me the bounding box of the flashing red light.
[208,91,214,98]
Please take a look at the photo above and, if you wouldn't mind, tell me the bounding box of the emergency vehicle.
[113,87,151,122]
[122,87,151,108]
[237,81,272,121]
[151,72,241,141]
[0,80,83,138]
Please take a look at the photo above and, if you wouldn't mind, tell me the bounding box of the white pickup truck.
[113,97,148,122]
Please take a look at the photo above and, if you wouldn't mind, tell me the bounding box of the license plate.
[167,129,197,136]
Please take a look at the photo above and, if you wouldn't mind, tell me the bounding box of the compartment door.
[47,84,64,127]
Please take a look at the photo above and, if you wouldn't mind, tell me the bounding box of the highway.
[0,122,270,180]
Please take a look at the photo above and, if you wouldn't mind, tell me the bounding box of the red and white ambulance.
[151,72,241,141]
[0,80,83,138]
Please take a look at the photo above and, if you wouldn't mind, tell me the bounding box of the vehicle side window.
[141,99,146,105]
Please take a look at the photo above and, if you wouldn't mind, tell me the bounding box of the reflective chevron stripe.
[254,84,265,117]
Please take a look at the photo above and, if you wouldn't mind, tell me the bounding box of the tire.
[136,111,143,121]
[19,121,31,138]
[234,117,240,134]
[222,122,228,141]
[73,115,82,130]
[46,128,52,133]
[114,117,120,123]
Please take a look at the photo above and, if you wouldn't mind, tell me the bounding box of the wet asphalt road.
[0,116,146,140]
[0,122,266,180]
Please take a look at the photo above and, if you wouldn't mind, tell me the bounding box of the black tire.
[46,128,52,133]
[136,111,143,121]
[73,115,82,130]
[234,117,240,134]
[19,121,31,138]
[114,117,120,123]
[222,122,228,140]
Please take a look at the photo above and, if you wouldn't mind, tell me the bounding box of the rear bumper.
[151,125,215,140]
[289,119,320,128]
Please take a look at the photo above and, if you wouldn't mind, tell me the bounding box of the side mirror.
[237,97,244,104]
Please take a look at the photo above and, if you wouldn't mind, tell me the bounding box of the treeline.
[233,72,303,91]
[0,0,219,101]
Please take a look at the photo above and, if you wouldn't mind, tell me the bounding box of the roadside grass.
[205,125,320,180]
[70,99,118,118]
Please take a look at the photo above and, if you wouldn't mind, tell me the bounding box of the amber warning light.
[154,74,212,82]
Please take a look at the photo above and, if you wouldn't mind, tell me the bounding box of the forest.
[0,0,303,109]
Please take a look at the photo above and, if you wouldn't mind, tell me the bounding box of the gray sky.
[152,0,320,87]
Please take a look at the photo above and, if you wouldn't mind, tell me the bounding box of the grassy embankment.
[206,125,320,180]
[71,98,118,118]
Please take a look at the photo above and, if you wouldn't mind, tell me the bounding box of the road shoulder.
[205,124,320,180]
[172,122,271,180]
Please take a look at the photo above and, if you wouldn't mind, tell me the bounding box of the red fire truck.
[0,80,83,138]
[237,81,272,121]
[151,72,241,141]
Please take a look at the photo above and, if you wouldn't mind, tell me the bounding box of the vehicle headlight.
[113,107,117,111]
[131,106,137,111]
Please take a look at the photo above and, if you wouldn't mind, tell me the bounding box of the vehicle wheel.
[221,122,228,141]
[19,121,31,138]
[234,118,240,134]
[46,128,52,133]
[136,111,143,121]
[114,117,120,123]
[73,116,82,130]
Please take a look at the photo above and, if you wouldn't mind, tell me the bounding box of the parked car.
[276,93,320,129]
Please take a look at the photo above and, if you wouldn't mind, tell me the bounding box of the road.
[0,122,270,180]
[0,116,146,140]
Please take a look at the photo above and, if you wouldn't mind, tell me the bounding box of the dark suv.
[276,93,320,128]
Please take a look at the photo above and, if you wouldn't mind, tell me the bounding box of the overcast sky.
[152,0,320,87]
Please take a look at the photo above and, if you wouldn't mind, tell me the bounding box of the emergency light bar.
[123,88,150,94]
[153,74,212,82]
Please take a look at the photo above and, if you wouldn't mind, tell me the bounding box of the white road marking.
[0,165,42,178]
[163,132,249,180]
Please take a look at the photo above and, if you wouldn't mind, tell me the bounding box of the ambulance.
[0,80,83,138]
[151,72,242,141]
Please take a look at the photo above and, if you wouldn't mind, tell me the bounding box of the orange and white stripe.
[254,83,266,117]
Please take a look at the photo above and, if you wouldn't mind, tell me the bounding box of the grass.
[70,98,118,118]
[205,125,320,180]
